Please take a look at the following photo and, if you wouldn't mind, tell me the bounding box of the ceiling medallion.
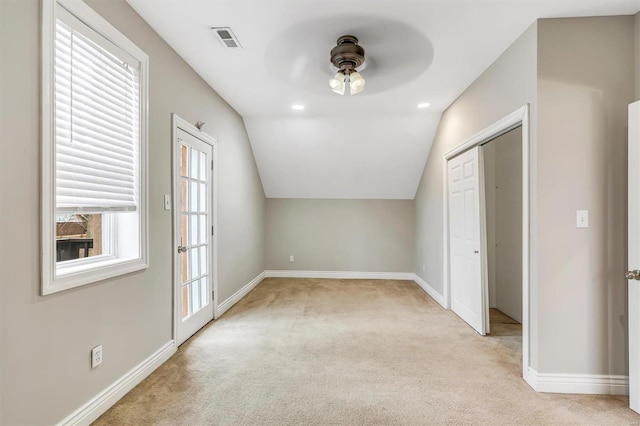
[329,35,366,96]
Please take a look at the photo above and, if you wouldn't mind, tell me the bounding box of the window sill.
[43,257,148,295]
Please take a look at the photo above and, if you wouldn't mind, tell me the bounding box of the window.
[42,0,148,295]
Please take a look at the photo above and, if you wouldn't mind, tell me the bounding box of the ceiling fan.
[329,35,366,96]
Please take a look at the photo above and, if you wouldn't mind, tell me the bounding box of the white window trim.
[41,0,149,295]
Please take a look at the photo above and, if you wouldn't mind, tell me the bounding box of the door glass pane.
[199,183,206,213]
[191,281,200,313]
[189,247,199,280]
[200,246,207,274]
[190,148,198,179]
[199,152,206,181]
[190,181,198,212]
[181,179,188,211]
[181,145,188,177]
[190,215,197,246]
[180,215,188,247]
[199,215,206,244]
[180,251,189,284]
[200,277,207,306]
[181,285,189,318]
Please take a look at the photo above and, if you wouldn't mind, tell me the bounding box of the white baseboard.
[57,340,176,426]
[527,368,628,395]
[412,273,446,308]
[264,270,415,280]
[216,271,265,317]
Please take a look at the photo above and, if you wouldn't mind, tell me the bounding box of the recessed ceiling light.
[417,102,431,109]
[291,104,305,111]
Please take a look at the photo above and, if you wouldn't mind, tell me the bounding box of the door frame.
[442,104,531,385]
[628,101,640,411]
[171,114,219,345]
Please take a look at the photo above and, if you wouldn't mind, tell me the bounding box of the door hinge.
[211,159,214,170]
[212,226,214,236]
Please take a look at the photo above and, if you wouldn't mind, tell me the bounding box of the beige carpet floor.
[95,278,638,425]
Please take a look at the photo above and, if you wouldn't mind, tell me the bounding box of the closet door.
[448,146,487,335]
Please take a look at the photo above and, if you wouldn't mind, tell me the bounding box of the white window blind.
[55,15,140,213]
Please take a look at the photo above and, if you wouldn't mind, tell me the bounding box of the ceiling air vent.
[212,27,242,49]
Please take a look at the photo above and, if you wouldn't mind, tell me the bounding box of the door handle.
[626,270,640,280]
[177,246,187,254]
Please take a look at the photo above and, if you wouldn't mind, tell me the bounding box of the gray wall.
[536,17,634,376]
[484,128,523,323]
[266,199,414,272]
[0,0,265,424]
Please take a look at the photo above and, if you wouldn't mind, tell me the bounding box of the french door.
[174,124,214,346]
[447,146,488,335]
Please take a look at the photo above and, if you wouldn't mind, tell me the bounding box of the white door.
[448,146,487,335]
[628,101,640,412]
[175,127,214,346]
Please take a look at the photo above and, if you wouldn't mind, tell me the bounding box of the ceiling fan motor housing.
[330,35,365,74]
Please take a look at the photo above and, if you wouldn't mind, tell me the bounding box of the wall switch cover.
[576,210,588,228]
[164,194,171,211]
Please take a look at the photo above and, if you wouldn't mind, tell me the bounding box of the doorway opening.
[442,105,532,387]
[483,127,523,353]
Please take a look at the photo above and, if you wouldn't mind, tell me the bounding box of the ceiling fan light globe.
[329,72,346,95]
[349,72,365,95]
[329,72,345,88]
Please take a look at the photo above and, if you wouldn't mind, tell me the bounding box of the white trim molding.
[57,341,176,426]
[412,274,446,307]
[216,272,266,318]
[527,368,628,396]
[264,270,415,280]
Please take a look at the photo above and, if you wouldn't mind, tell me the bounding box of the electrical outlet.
[91,345,103,369]
[289,255,294,262]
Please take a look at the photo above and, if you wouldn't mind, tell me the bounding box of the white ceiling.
[126,0,639,199]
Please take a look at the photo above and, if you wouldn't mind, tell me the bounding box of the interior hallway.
[96,278,636,424]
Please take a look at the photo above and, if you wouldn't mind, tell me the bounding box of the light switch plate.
[576,210,588,228]
[163,194,171,211]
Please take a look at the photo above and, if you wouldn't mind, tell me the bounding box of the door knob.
[626,270,640,280]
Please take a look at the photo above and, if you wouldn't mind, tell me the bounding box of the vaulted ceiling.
[126,0,639,199]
